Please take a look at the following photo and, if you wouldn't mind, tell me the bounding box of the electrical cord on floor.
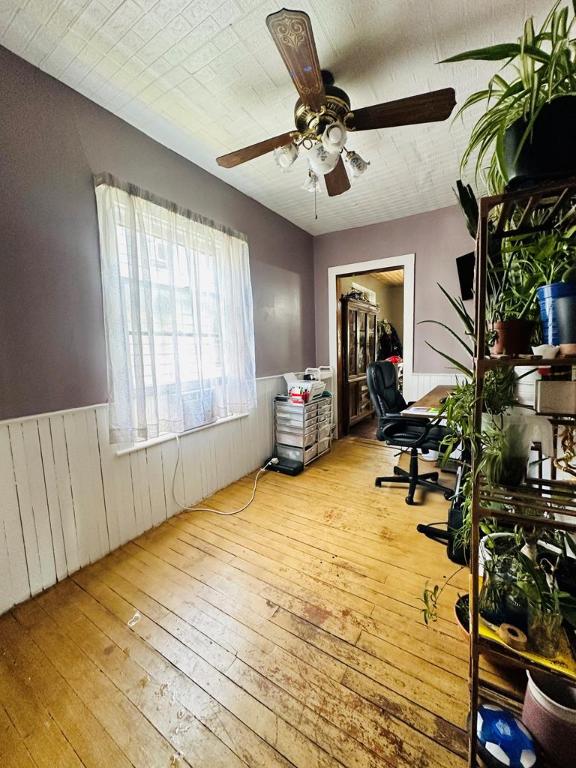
[171,434,279,515]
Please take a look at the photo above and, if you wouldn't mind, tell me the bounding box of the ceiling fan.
[216,8,456,197]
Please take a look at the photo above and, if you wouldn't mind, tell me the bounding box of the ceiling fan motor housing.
[295,78,351,137]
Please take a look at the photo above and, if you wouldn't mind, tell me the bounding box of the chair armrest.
[379,415,436,448]
[379,413,431,428]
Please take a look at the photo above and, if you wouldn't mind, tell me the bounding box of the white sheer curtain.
[95,174,256,444]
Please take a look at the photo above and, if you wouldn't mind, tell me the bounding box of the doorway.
[328,254,415,439]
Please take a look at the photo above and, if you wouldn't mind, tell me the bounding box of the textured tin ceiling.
[1,0,549,234]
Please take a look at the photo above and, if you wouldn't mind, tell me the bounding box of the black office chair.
[366,361,453,505]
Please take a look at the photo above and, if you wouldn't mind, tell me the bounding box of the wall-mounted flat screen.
[456,252,475,301]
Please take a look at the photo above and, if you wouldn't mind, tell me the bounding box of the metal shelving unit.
[469,177,576,766]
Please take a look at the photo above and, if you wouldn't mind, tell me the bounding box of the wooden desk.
[401,385,455,418]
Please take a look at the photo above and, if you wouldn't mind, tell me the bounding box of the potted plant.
[442,2,576,192]
[517,553,565,657]
[486,238,540,355]
[516,228,576,346]
[480,420,530,487]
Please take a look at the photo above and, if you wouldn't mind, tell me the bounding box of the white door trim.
[328,253,415,434]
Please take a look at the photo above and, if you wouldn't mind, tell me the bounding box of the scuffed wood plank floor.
[0,437,476,768]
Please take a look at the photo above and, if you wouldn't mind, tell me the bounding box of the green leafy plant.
[480,421,529,486]
[421,568,464,625]
[517,551,576,627]
[454,180,479,239]
[487,240,541,322]
[512,228,576,287]
[442,1,576,192]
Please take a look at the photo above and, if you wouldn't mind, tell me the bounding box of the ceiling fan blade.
[325,156,350,197]
[216,131,296,168]
[350,88,456,131]
[266,9,325,112]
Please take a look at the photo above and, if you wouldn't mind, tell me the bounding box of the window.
[95,174,256,444]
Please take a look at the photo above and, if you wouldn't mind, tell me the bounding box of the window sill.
[114,412,249,456]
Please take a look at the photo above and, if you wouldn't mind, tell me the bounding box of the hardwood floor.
[0,437,483,768]
[348,414,379,441]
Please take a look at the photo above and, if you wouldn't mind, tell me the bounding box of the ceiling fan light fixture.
[273,142,298,171]
[302,169,320,192]
[308,143,341,176]
[321,121,347,153]
[345,150,370,177]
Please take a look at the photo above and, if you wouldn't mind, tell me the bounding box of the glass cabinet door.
[367,314,376,365]
[357,312,367,373]
[347,307,357,375]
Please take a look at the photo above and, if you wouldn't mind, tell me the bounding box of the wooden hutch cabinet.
[339,296,378,434]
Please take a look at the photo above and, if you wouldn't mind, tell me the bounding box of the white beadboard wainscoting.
[405,372,459,402]
[0,375,283,615]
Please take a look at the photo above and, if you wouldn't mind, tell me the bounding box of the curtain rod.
[94,172,248,243]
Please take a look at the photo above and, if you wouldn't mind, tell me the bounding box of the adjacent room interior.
[337,267,405,439]
[1,2,576,767]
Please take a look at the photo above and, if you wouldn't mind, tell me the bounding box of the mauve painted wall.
[0,46,314,421]
[313,206,475,373]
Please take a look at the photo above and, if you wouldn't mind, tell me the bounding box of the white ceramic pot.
[523,671,576,767]
[532,344,560,358]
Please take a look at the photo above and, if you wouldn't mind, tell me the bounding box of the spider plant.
[442,1,576,192]
[486,238,541,322]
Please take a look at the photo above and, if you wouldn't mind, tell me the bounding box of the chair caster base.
[373,448,452,506]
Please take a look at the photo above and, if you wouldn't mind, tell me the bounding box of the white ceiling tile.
[160,38,189,64]
[0,0,22,13]
[185,14,219,45]
[212,24,238,51]
[3,0,556,234]
[3,7,41,45]
[136,33,170,62]
[211,0,242,28]
[101,0,142,37]
[182,0,219,29]
[182,40,218,71]
[130,10,163,40]
[162,13,191,41]
[148,0,189,24]
[191,61,216,83]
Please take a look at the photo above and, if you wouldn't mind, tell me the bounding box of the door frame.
[328,253,415,437]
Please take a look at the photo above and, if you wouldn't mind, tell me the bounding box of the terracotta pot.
[454,594,469,639]
[490,320,534,356]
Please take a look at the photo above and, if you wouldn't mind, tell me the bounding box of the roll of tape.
[498,623,528,651]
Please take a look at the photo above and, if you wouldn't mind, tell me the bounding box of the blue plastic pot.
[537,282,576,344]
